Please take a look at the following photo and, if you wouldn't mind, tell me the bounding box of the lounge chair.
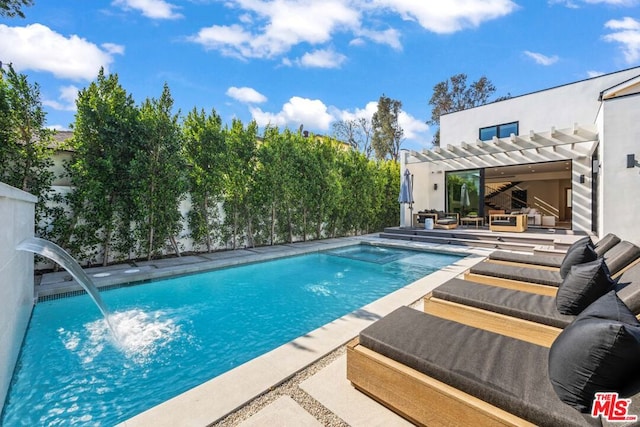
[465,240,640,295]
[423,257,640,347]
[487,234,621,269]
[348,305,617,426]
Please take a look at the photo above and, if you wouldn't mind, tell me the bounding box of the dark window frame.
[479,121,519,141]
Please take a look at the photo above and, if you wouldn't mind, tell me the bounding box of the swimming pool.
[1,244,462,426]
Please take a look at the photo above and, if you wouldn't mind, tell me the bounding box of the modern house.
[400,66,640,246]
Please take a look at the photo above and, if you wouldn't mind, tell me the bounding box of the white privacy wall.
[0,182,37,408]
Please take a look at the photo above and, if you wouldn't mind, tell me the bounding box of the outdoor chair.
[423,257,640,347]
[347,296,640,427]
[487,234,621,269]
[465,240,640,295]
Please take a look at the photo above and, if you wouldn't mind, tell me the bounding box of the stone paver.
[237,396,322,427]
[301,355,412,427]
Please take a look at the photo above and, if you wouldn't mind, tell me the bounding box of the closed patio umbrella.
[399,169,414,227]
[460,183,470,214]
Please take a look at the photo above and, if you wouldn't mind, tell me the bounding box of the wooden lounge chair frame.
[463,257,640,296]
[423,295,561,347]
[346,338,536,427]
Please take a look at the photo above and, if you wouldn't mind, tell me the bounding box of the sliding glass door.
[445,169,483,217]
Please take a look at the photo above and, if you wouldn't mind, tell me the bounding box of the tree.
[331,117,373,158]
[133,83,186,260]
[0,0,33,18]
[183,107,227,252]
[427,73,497,146]
[371,95,403,161]
[68,68,141,265]
[0,64,56,236]
[222,118,258,249]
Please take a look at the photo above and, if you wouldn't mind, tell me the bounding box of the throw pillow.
[556,258,615,315]
[559,237,597,278]
[548,291,640,413]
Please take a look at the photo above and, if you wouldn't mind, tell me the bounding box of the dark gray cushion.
[360,307,594,426]
[594,233,621,257]
[602,241,640,276]
[556,258,615,315]
[549,291,640,413]
[615,262,640,314]
[433,278,574,328]
[560,238,597,278]
[436,218,457,225]
[489,250,564,268]
[470,262,563,287]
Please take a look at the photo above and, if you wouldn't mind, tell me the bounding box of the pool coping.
[110,236,493,427]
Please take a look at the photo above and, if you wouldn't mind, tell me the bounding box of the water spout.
[17,237,118,338]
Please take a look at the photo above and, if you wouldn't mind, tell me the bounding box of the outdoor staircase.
[378,227,573,252]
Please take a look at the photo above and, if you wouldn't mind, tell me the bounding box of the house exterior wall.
[600,93,640,246]
[440,67,640,147]
[0,182,36,408]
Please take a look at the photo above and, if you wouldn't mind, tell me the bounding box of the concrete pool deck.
[35,235,516,425]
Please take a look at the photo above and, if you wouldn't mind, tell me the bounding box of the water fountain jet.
[17,237,118,339]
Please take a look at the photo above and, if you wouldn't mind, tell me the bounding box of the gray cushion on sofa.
[359,307,595,426]
[470,262,563,286]
[432,278,574,328]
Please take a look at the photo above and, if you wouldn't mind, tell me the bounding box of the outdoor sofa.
[487,234,621,269]
[413,210,459,229]
[465,240,640,295]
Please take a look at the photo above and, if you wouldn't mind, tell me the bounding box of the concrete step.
[379,233,538,252]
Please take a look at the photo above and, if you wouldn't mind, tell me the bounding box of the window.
[479,121,519,141]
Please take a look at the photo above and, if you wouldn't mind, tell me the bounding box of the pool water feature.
[1,244,462,426]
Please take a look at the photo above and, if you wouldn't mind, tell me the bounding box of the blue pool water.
[1,244,462,426]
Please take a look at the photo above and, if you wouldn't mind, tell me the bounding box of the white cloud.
[587,70,605,77]
[250,98,428,146]
[226,86,268,103]
[370,0,518,34]
[112,0,182,19]
[43,85,80,111]
[297,49,347,68]
[550,0,639,6]
[191,0,359,59]
[102,43,126,55]
[0,24,122,80]
[524,50,559,65]
[191,0,517,60]
[604,17,640,63]
[250,96,334,129]
[356,28,402,50]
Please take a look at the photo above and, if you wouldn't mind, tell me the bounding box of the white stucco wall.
[440,67,640,147]
[0,182,37,408]
[600,93,640,246]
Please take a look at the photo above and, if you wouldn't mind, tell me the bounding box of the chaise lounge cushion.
[559,237,597,278]
[359,306,594,426]
[594,233,622,257]
[470,262,564,286]
[471,241,640,285]
[556,258,615,315]
[549,291,640,413]
[489,250,565,268]
[432,278,575,328]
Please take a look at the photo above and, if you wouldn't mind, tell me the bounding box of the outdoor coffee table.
[461,216,484,228]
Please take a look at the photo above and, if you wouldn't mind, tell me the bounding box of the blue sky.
[1,0,640,151]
